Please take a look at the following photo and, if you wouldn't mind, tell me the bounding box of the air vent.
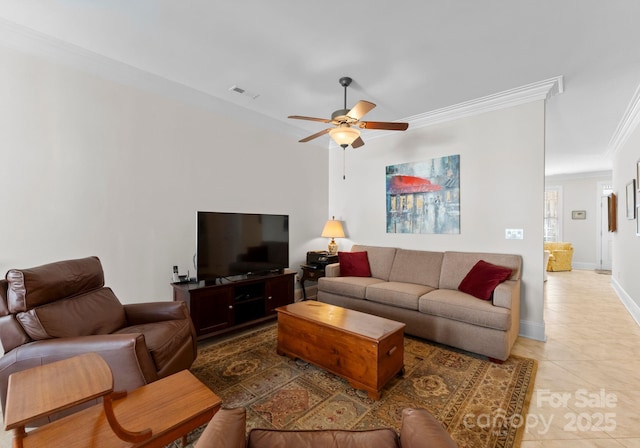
[228,85,260,100]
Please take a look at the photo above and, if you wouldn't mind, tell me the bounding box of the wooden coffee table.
[276,301,405,399]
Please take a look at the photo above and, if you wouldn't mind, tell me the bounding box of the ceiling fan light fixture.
[329,126,360,147]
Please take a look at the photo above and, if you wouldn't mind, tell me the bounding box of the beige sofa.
[317,245,522,361]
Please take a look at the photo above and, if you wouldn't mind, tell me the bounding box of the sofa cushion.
[338,251,372,277]
[15,287,126,340]
[351,245,397,281]
[366,282,435,311]
[318,277,385,300]
[439,252,521,290]
[248,428,399,448]
[114,318,193,371]
[6,256,104,313]
[419,289,511,331]
[388,249,443,287]
[458,260,512,300]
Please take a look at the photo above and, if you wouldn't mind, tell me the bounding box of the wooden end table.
[276,301,405,399]
[4,353,221,448]
[299,264,326,300]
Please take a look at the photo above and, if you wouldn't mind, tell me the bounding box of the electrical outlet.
[505,229,524,240]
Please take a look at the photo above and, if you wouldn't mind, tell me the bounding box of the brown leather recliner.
[0,256,198,421]
[194,407,458,448]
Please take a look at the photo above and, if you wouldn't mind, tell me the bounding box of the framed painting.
[626,180,636,219]
[386,155,460,234]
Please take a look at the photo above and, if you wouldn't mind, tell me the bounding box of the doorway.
[597,181,613,271]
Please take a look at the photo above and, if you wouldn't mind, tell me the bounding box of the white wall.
[328,101,547,340]
[545,172,612,269]
[0,45,328,302]
[0,40,549,340]
[611,120,640,322]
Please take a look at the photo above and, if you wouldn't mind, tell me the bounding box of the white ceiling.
[2,1,639,176]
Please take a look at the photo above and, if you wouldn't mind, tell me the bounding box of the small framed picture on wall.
[626,180,636,219]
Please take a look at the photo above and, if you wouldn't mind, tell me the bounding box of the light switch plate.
[505,229,524,240]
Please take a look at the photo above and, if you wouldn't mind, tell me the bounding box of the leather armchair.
[194,407,458,448]
[544,242,574,271]
[0,256,197,422]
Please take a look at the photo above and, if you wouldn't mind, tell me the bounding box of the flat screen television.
[196,211,289,282]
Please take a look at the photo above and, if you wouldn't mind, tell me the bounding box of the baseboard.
[519,319,547,341]
[611,277,640,326]
[572,262,598,270]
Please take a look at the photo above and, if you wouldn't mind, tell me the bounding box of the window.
[544,187,562,242]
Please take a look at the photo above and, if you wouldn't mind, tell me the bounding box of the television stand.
[172,271,295,340]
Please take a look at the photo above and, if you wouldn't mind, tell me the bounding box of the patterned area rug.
[186,323,536,448]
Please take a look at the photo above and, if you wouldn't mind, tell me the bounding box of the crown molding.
[406,76,564,129]
[606,81,640,156]
[330,76,564,148]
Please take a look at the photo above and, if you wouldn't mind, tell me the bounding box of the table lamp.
[321,216,345,255]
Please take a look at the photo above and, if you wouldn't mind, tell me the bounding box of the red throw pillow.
[338,251,372,277]
[458,260,512,300]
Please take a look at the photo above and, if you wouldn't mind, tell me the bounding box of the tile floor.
[515,270,640,447]
[1,269,638,447]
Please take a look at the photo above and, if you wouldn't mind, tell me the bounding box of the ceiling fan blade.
[288,115,332,123]
[347,100,376,120]
[360,121,409,131]
[299,128,331,143]
[351,136,365,148]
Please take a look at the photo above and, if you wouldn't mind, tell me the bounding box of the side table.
[300,264,326,300]
[4,353,221,448]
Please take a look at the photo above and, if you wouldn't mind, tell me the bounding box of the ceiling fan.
[288,77,409,149]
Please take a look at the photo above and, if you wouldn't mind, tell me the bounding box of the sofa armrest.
[324,262,341,277]
[195,407,247,448]
[123,301,190,325]
[399,408,458,448]
[492,280,519,309]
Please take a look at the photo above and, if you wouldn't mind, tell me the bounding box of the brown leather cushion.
[0,315,31,353]
[400,408,458,448]
[0,280,9,316]
[115,318,193,370]
[16,287,126,340]
[6,257,104,313]
[248,428,399,448]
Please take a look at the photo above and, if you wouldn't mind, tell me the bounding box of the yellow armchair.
[544,242,573,271]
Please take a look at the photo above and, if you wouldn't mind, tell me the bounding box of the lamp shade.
[329,126,360,147]
[321,218,345,238]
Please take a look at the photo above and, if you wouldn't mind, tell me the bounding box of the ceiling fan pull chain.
[343,147,346,180]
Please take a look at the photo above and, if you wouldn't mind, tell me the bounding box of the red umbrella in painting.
[387,175,442,194]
